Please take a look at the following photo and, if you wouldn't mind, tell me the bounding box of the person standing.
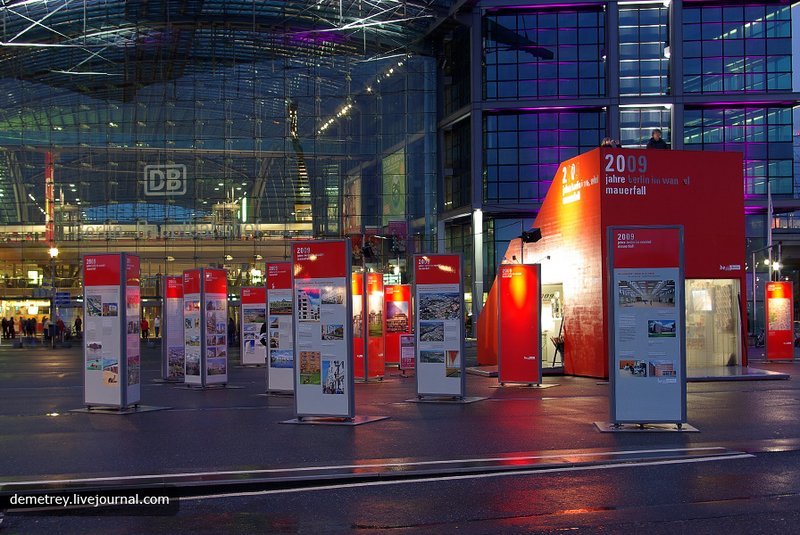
[141,317,149,339]
[9,317,14,338]
[646,128,668,149]
[153,316,161,338]
[74,316,82,334]
[56,316,65,341]
[43,316,50,342]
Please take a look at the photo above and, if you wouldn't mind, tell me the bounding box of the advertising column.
[161,276,185,381]
[292,240,354,419]
[497,264,542,385]
[414,254,465,398]
[240,286,267,366]
[83,253,140,409]
[352,272,366,378]
[609,226,686,425]
[183,270,202,385]
[266,262,294,393]
[385,284,412,365]
[766,281,794,360]
[203,269,229,384]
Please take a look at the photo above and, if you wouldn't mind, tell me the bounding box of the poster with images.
[267,262,295,392]
[124,255,141,400]
[240,287,267,366]
[385,284,412,365]
[163,276,185,381]
[610,227,685,424]
[183,296,202,381]
[204,296,228,383]
[766,281,794,360]
[292,240,353,417]
[414,254,464,397]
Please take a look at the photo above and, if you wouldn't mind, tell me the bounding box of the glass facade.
[483,110,606,204]
[483,7,605,100]
[620,107,672,148]
[683,4,793,93]
[684,106,794,194]
[0,1,443,294]
[619,5,670,96]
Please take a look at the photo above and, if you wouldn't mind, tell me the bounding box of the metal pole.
[752,251,757,336]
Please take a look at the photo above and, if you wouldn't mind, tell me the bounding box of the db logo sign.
[144,164,186,196]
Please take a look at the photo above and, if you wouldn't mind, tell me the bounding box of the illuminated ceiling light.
[108,122,118,127]
[224,254,233,261]
[48,247,59,258]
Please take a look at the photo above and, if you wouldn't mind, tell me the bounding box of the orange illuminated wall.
[478,148,745,378]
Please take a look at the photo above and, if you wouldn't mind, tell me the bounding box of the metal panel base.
[173,384,244,390]
[489,383,560,389]
[257,391,294,397]
[71,405,171,415]
[280,416,389,426]
[465,366,498,377]
[594,422,699,433]
[405,396,487,404]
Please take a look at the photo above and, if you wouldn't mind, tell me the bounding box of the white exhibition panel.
[241,302,268,366]
[125,277,141,403]
[267,287,294,392]
[204,290,229,384]
[294,276,352,417]
[163,285,185,381]
[415,282,464,397]
[612,266,684,422]
[84,283,124,406]
[183,292,202,385]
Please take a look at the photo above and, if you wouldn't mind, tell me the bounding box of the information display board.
[399,334,416,371]
[413,254,465,397]
[497,264,542,385]
[266,262,294,393]
[766,281,794,361]
[385,284,412,365]
[83,253,141,408]
[609,226,686,424]
[161,276,185,381]
[183,268,229,387]
[240,286,267,366]
[292,240,354,418]
[183,270,202,384]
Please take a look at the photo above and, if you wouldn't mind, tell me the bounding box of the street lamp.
[48,246,58,347]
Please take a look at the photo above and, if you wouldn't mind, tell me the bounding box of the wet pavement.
[1,342,800,533]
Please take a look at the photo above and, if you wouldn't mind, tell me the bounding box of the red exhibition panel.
[165,276,184,299]
[384,284,412,364]
[183,269,202,295]
[241,286,266,304]
[266,262,292,290]
[366,272,385,378]
[766,281,794,361]
[126,255,140,287]
[497,264,541,384]
[84,254,122,286]
[204,268,227,294]
[293,241,348,279]
[612,228,682,269]
[352,272,366,378]
[415,254,461,285]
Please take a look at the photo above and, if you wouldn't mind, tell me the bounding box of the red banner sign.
[183,269,201,295]
[612,228,682,269]
[497,264,541,384]
[414,254,461,285]
[241,286,266,304]
[165,276,183,299]
[266,262,292,290]
[84,254,122,286]
[293,241,349,279]
[766,281,794,360]
[204,268,227,295]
